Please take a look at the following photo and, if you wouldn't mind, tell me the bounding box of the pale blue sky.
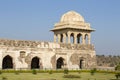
[0,0,120,55]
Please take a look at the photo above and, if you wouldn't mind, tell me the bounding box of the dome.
[60,11,85,22]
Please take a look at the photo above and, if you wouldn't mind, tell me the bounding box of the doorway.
[56,57,64,69]
[2,55,13,69]
[31,57,40,69]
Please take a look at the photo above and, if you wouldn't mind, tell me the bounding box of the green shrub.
[64,68,69,74]
[0,70,2,74]
[115,63,120,71]
[115,72,120,79]
[49,70,53,74]
[90,68,97,75]
[2,76,7,80]
[15,70,20,75]
[78,70,81,74]
[63,74,80,78]
[32,69,37,75]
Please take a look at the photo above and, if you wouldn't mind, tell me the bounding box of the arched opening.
[60,34,63,43]
[56,57,64,69]
[79,59,83,69]
[77,33,82,44]
[31,57,40,69]
[55,34,58,43]
[85,34,88,44]
[2,55,13,69]
[70,33,74,44]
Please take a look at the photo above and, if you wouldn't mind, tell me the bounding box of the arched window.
[60,34,63,43]
[70,33,74,44]
[77,33,82,44]
[31,57,40,69]
[56,57,64,69]
[2,55,13,69]
[79,59,83,69]
[85,34,88,44]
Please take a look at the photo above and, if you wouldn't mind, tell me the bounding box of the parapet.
[0,39,95,50]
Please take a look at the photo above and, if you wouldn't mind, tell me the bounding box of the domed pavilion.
[51,11,95,44]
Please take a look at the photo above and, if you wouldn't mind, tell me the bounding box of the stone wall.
[0,39,96,69]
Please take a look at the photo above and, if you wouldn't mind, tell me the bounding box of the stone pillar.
[58,34,60,43]
[39,60,43,69]
[82,34,85,44]
[0,51,2,69]
[88,34,91,44]
[63,60,67,69]
[63,33,66,43]
[67,32,71,44]
[74,33,77,44]
[54,34,57,43]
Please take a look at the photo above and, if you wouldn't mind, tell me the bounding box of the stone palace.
[0,11,96,70]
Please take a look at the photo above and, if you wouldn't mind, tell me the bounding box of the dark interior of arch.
[70,33,74,43]
[77,34,82,43]
[2,55,13,69]
[31,57,40,69]
[79,59,83,69]
[56,57,64,69]
[60,34,63,42]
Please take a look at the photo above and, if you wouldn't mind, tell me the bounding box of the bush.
[49,70,53,74]
[64,68,69,74]
[2,76,7,80]
[90,68,97,75]
[115,72,120,79]
[0,70,2,74]
[32,69,37,75]
[115,63,120,71]
[14,70,20,75]
[63,74,80,78]
[78,70,81,74]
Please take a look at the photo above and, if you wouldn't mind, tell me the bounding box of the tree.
[115,63,120,71]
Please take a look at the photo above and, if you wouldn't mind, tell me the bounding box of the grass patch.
[0,70,117,80]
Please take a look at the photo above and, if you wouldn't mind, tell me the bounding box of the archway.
[85,34,88,44]
[70,33,74,44]
[56,57,64,69]
[60,34,63,43]
[79,59,83,69]
[31,57,40,69]
[77,33,82,44]
[2,55,13,69]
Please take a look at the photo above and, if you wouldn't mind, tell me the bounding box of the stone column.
[39,59,43,69]
[58,34,60,43]
[74,33,77,44]
[82,33,85,44]
[63,33,66,43]
[67,32,71,44]
[88,34,91,44]
[54,34,57,43]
